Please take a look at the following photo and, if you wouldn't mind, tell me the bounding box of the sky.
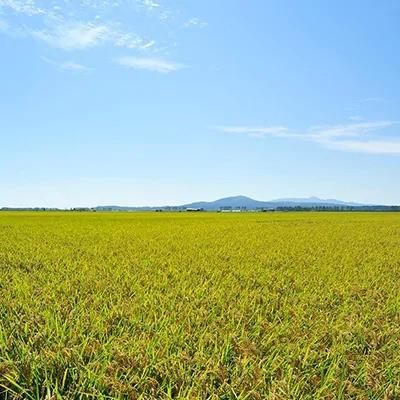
[1,0,400,207]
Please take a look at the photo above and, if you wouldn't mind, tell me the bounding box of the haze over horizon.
[1,194,396,209]
[1,0,399,208]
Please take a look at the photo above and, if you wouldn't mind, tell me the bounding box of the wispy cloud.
[32,21,154,51]
[184,17,207,28]
[40,56,90,72]
[0,0,45,16]
[33,22,111,50]
[1,0,202,71]
[321,139,400,155]
[140,0,161,10]
[308,121,395,139]
[0,1,156,51]
[217,121,400,155]
[348,115,364,121]
[217,126,292,138]
[116,56,185,73]
[361,97,385,103]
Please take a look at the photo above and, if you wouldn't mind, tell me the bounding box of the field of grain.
[1,212,400,399]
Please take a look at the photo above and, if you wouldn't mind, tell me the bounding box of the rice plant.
[1,211,400,399]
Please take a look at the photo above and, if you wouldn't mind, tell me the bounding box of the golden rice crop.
[1,211,400,399]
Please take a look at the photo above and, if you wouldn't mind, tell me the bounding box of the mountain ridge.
[95,195,371,211]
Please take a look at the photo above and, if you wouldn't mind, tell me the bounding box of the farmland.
[1,212,400,399]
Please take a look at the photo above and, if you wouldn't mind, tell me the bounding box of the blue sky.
[1,0,399,207]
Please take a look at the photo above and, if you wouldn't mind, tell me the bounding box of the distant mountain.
[95,195,370,211]
[181,195,367,210]
[182,196,268,210]
[269,196,365,207]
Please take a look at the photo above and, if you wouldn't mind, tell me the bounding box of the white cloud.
[361,97,385,103]
[1,1,157,51]
[322,139,400,155]
[141,0,160,10]
[112,31,155,49]
[348,115,364,121]
[217,121,400,155]
[218,126,291,138]
[308,121,395,139]
[0,0,198,71]
[61,61,90,71]
[184,17,207,28]
[0,0,45,16]
[116,56,185,73]
[40,56,90,71]
[33,22,110,50]
[31,21,154,50]
[79,0,122,9]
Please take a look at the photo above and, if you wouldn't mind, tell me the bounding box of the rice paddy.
[1,211,400,399]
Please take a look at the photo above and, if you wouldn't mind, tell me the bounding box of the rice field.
[1,211,400,399]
